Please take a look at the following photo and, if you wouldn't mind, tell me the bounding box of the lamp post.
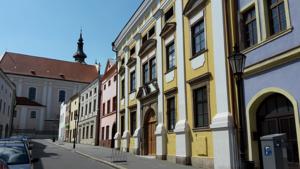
[73,112,78,149]
[228,45,253,169]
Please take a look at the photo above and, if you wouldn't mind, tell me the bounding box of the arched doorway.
[256,93,298,166]
[144,110,156,155]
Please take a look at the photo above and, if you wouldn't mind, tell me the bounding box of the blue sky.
[0,0,142,72]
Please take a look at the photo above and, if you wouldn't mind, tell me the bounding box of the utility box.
[260,133,288,169]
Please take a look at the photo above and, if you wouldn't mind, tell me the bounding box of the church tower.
[73,30,87,63]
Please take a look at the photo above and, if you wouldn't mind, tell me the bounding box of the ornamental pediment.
[138,39,157,58]
[183,0,207,17]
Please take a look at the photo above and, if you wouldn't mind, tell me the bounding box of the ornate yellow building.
[113,0,238,168]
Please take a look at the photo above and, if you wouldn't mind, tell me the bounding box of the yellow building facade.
[113,0,238,168]
[68,94,79,143]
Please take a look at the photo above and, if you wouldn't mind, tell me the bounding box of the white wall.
[7,74,88,133]
[0,71,15,138]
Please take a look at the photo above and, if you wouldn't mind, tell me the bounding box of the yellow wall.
[183,1,215,158]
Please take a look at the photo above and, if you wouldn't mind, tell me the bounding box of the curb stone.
[47,140,126,169]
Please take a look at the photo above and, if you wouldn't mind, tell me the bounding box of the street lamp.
[73,112,78,149]
[228,45,254,169]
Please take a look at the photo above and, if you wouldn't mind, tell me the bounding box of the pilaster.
[122,46,130,152]
[133,33,142,155]
[210,0,238,168]
[174,0,191,165]
[153,8,167,160]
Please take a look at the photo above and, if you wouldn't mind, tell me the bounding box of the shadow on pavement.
[32,140,58,169]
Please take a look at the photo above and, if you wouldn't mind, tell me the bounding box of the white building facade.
[0,68,16,138]
[58,102,67,142]
[78,78,100,145]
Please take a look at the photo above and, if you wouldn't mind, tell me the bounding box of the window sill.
[190,49,208,61]
[165,66,177,75]
[192,127,211,132]
[242,27,293,54]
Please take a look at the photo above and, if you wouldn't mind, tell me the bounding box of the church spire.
[73,29,87,63]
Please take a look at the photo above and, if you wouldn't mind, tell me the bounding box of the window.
[148,27,155,38]
[81,107,84,117]
[104,84,106,90]
[107,100,111,114]
[106,126,110,139]
[28,87,36,101]
[142,35,148,44]
[74,110,78,120]
[82,127,85,139]
[90,125,94,138]
[193,86,209,128]
[113,97,117,111]
[85,104,88,115]
[102,103,105,115]
[243,7,257,48]
[114,75,117,81]
[165,7,174,22]
[150,57,156,80]
[191,20,205,56]
[89,102,92,114]
[268,0,287,35]
[143,63,149,84]
[93,99,96,112]
[89,91,92,97]
[130,71,136,92]
[73,129,76,138]
[94,88,97,94]
[166,41,175,71]
[167,97,176,131]
[86,93,88,99]
[82,96,84,101]
[121,115,125,134]
[30,111,36,119]
[121,79,125,98]
[101,127,105,140]
[130,47,136,56]
[108,80,111,86]
[130,111,136,135]
[121,58,125,65]
[86,126,89,138]
[70,112,73,121]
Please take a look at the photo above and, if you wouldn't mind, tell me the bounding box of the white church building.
[0,33,99,138]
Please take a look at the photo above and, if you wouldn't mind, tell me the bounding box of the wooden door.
[144,111,156,155]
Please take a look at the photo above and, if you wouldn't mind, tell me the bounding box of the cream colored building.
[113,0,238,168]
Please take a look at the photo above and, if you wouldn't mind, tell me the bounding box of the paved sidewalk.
[51,140,197,169]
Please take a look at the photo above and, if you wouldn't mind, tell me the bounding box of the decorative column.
[133,33,142,155]
[122,46,130,152]
[114,58,121,150]
[174,0,191,165]
[210,0,238,168]
[153,9,167,160]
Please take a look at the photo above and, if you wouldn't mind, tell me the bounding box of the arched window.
[28,87,36,101]
[59,90,66,102]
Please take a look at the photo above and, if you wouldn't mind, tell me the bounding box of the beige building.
[67,94,79,143]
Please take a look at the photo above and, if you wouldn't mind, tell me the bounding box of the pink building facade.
[99,60,117,148]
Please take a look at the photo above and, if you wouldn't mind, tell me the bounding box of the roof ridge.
[4,51,96,67]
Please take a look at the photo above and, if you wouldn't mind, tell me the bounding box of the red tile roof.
[0,52,99,83]
[16,97,45,107]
